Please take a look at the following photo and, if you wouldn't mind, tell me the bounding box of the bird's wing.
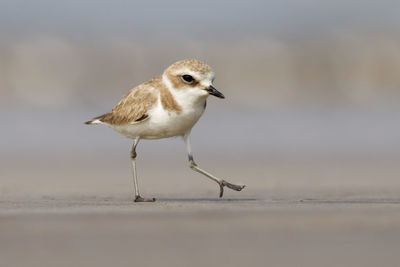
[98,80,158,125]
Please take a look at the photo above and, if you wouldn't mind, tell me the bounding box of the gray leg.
[183,133,245,198]
[130,137,155,202]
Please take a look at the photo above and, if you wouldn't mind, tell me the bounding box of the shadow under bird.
[85,59,245,202]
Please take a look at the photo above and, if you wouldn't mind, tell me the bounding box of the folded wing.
[85,81,158,125]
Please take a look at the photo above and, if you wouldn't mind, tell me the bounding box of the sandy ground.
[1,153,400,267]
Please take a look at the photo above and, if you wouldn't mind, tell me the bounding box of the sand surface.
[2,153,400,267]
[2,198,400,267]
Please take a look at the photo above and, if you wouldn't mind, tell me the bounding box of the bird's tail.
[84,114,106,125]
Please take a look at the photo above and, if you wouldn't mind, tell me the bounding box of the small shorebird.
[85,59,245,202]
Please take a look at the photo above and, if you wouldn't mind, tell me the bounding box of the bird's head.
[163,59,224,99]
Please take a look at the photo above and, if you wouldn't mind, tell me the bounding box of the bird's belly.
[112,104,205,140]
[144,106,204,139]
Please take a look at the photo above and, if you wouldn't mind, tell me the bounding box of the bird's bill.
[205,85,225,99]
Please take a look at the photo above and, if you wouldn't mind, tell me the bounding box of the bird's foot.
[219,180,246,198]
[134,196,156,202]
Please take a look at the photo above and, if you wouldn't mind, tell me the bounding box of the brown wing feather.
[99,79,158,125]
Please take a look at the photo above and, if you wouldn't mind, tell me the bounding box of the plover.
[85,59,245,202]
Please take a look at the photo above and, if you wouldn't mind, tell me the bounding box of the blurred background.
[1,0,400,198]
[2,1,400,267]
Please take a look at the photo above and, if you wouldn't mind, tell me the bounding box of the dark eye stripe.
[182,75,194,83]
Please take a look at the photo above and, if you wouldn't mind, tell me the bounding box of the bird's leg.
[183,133,245,198]
[130,137,156,202]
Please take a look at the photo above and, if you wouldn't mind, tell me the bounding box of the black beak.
[205,85,225,99]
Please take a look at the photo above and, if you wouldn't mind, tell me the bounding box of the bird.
[85,59,245,202]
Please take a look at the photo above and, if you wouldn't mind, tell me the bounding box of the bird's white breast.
[145,96,206,139]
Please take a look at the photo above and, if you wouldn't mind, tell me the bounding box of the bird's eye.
[181,75,194,83]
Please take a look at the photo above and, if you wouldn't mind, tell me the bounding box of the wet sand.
[1,153,400,267]
[2,198,400,267]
